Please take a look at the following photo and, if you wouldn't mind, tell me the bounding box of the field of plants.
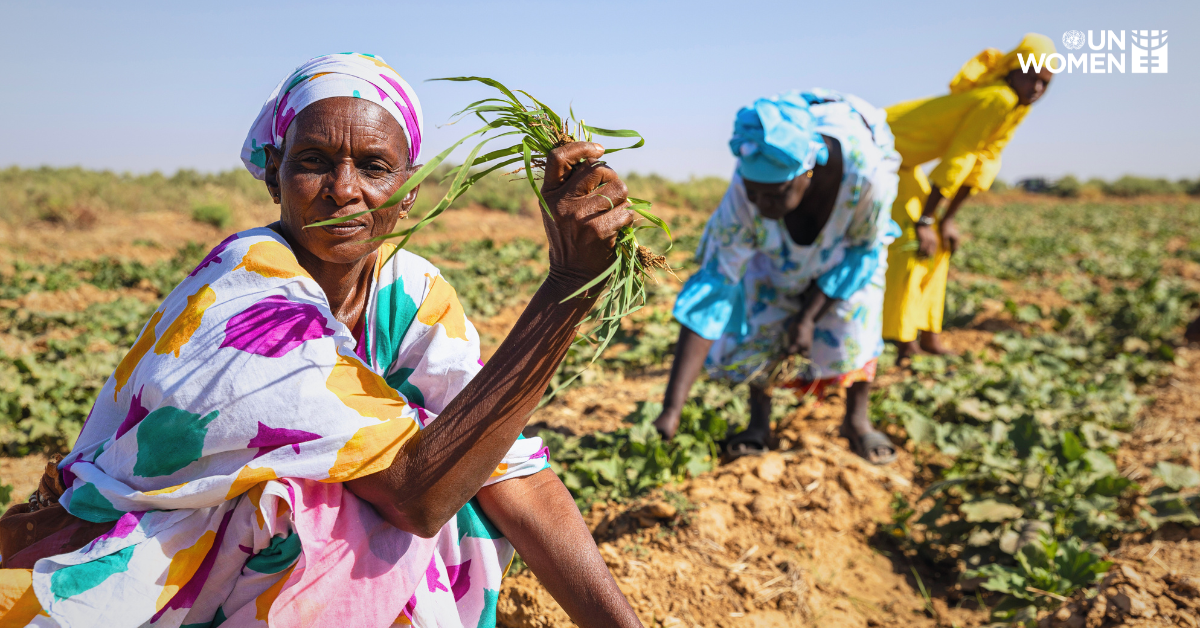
[2,167,1200,627]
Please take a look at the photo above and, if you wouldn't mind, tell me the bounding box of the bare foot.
[919,331,955,356]
[653,410,681,440]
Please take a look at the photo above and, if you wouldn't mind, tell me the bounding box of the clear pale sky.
[1,0,1195,182]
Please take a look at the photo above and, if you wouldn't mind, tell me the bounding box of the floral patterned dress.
[0,229,547,628]
[674,90,902,387]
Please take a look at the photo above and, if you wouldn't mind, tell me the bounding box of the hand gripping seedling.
[308,76,673,384]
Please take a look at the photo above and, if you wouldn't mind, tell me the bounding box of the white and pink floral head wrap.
[241,52,424,179]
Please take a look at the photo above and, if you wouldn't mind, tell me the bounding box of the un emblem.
[1131,29,1168,73]
[1131,29,1168,51]
[1062,30,1085,50]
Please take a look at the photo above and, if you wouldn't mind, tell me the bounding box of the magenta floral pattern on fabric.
[220,295,334,358]
[94,512,145,544]
[115,386,149,439]
[248,421,321,459]
[447,559,472,602]
[189,233,240,277]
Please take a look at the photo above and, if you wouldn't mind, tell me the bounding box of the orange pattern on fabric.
[374,244,397,282]
[325,353,417,481]
[114,310,163,400]
[234,241,312,279]
[781,358,879,400]
[248,483,267,530]
[0,569,43,624]
[154,284,216,358]
[255,564,295,621]
[416,274,468,340]
[144,483,186,496]
[490,463,509,478]
[155,530,217,612]
[359,54,397,74]
[225,466,278,500]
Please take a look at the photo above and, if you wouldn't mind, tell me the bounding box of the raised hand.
[539,142,636,288]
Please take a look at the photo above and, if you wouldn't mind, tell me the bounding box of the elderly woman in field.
[0,53,642,628]
[653,90,901,464]
[882,33,1056,359]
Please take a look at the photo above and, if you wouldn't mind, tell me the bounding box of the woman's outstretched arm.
[346,142,636,537]
[477,469,643,628]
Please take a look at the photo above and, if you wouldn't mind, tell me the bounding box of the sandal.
[723,433,769,460]
[841,426,898,465]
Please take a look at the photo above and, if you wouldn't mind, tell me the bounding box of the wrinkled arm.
[347,143,635,537]
[477,469,643,628]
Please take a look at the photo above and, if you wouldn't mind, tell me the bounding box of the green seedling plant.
[1141,461,1200,528]
[307,76,673,382]
[966,534,1111,625]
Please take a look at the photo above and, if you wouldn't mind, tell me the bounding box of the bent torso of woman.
[783,135,843,246]
[885,84,1024,168]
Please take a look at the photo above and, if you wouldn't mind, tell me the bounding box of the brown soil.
[491,315,1200,627]
[0,203,700,268]
[0,454,50,508]
[498,326,989,628]
[4,200,1199,626]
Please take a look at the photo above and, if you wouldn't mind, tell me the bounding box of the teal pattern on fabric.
[245,533,303,574]
[817,240,886,301]
[476,589,499,628]
[50,545,135,600]
[456,498,502,544]
[133,407,219,478]
[385,368,425,408]
[68,482,125,522]
[182,605,227,628]
[673,262,748,341]
[248,139,266,169]
[374,277,419,374]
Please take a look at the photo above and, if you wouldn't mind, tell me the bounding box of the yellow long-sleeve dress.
[880,83,1030,342]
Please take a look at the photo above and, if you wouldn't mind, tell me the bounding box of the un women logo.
[1131,30,1168,73]
[1062,30,1085,50]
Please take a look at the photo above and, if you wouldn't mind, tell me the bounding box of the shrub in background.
[1104,175,1180,198]
[1050,175,1081,198]
[0,166,268,223]
[191,203,232,229]
[623,173,728,212]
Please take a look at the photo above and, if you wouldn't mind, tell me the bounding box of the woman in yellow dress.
[881,33,1056,359]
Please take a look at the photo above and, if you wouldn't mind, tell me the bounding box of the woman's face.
[1007,68,1053,106]
[743,175,810,220]
[264,97,419,265]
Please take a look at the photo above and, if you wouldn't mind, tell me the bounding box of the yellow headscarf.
[948,33,1057,94]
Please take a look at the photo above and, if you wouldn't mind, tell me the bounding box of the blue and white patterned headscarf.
[241,53,424,179]
[730,90,830,184]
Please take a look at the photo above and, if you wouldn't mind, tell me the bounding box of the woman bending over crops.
[653,90,901,464]
[0,53,642,628]
[882,33,1056,360]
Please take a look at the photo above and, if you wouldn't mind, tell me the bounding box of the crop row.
[2,197,1199,623]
